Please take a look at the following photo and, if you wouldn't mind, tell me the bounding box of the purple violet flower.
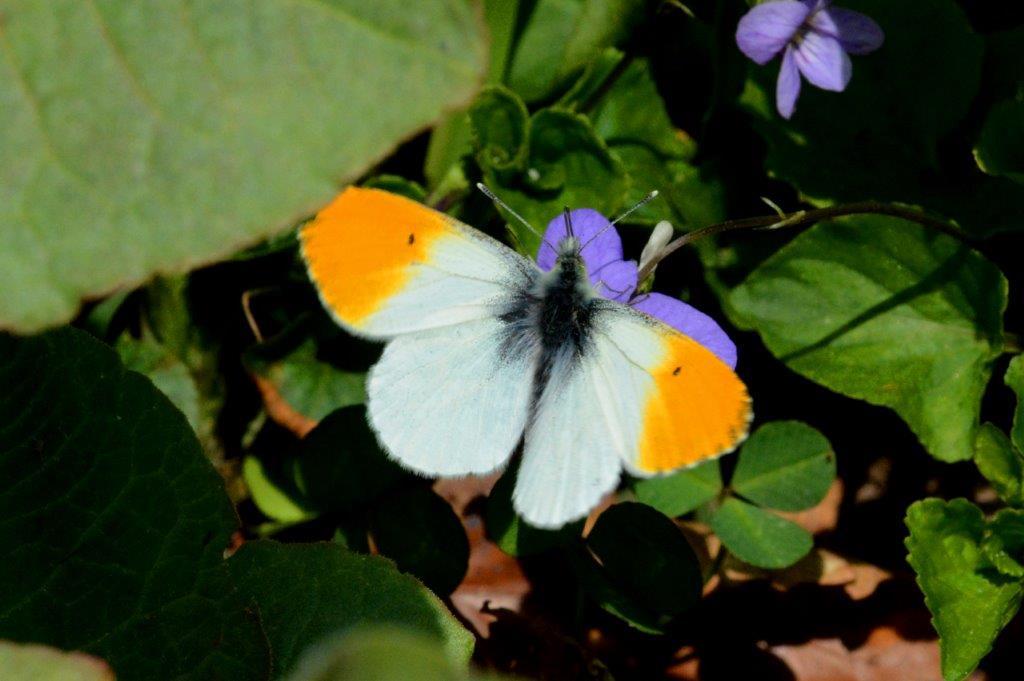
[736,0,884,119]
[537,209,737,368]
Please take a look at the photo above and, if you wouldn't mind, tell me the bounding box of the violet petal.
[591,260,638,302]
[736,0,811,65]
[814,7,884,55]
[537,209,623,274]
[776,45,802,119]
[629,293,737,369]
[792,30,851,91]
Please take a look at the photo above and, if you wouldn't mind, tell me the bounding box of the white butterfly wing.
[301,187,540,477]
[301,187,535,339]
[513,301,751,528]
[367,317,538,476]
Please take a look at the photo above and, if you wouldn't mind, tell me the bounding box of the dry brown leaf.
[450,516,531,637]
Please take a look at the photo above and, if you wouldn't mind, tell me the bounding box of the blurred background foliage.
[1,0,1023,679]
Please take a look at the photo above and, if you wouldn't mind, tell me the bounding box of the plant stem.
[577,51,637,114]
[636,201,974,282]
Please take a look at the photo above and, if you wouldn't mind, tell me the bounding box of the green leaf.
[362,175,428,203]
[585,57,722,229]
[730,421,835,512]
[506,0,646,101]
[486,464,581,557]
[1007,356,1024,452]
[243,455,315,524]
[906,498,1024,681]
[472,103,629,254]
[982,509,1024,579]
[468,86,530,174]
[631,460,722,517]
[370,487,469,595]
[586,503,702,616]
[116,333,202,431]
[230,541,474,674]
[0,642,114,681]
[286,625,488,681]
[0,327,472,679]
[296,406,411,514]
[708,497,813,569]
[247,338,367,422]
[975,98,1024,183]
[740,0,1024,236]
[0,0,486,332]
[730,217,1007,462]
[0,327,269,678]
[973,423,1024,506]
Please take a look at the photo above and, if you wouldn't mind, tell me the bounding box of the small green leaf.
[975,99,1024,183]
[982,509,1024,579]
[286,625,490,681]
[906,498,1023,681]
[708,497,813,569]
[586,503,702,616]
[472,104,629,254]
[568,544,667,634]
[469,86,530,174]
[631,460,722,517]
[731,421,835,512]
[1007,356,1024,452]
[296,406,411,514]
[370,487,470,595]
[973,423,1024,506]
[0,642,113,681]
[230,541,475,675]
[486,464,581,557]
[243,455,315,524]
[0,0,487,332]
[730,217,1007,462]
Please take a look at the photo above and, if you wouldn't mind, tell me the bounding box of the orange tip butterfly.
[300,187,752,528]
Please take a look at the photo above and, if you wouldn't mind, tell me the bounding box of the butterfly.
[300,187,752,528]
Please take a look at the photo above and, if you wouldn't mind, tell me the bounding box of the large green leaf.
[0,0,486,332]
[730,217,1006,462]
[905,498,1024,681]
[730,421,835,512]
[0,327,268,678]
[0,328,472,679]
[740,0,1024,236]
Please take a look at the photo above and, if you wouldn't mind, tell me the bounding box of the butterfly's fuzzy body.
[300,187,752,528]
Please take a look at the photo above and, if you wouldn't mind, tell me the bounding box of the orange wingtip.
[300,187,450,327]
[636,334,752,474]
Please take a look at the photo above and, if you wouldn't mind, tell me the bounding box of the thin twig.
[636,201,972,282]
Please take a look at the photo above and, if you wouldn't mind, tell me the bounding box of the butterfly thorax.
[533,238,598,357]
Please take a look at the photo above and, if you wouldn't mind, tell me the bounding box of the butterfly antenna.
[477,183,559,256]
[563,207,574,238]
[579,190,661,253]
